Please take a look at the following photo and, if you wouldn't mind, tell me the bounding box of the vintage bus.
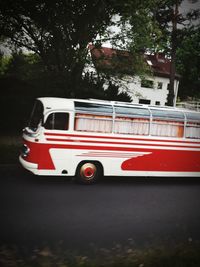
[19,97,200,184]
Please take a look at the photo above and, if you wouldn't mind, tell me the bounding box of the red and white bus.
[19,97,200,184]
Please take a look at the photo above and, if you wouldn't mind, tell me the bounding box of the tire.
[76,162,101,185]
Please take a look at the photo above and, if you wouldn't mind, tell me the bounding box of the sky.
[181,0,200,13]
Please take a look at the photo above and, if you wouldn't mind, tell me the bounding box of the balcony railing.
[176,101,200,112]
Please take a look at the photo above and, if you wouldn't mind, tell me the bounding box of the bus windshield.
[28,100,44,131]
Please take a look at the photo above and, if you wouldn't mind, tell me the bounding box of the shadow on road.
[1,163,200,187]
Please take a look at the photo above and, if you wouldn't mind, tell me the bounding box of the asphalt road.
[0,164,200,253]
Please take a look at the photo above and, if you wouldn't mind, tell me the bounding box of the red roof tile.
[89,44,180,79]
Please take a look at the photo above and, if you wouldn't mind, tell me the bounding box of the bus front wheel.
[76,162,101,184]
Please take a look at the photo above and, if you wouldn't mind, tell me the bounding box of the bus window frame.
[44,111,70,131]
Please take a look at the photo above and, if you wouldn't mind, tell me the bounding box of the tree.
[108,1,163,53]
[0,0,119,96]
[2,0,199,104]
[176,26,200,99]
[117,0,183,106]
[153,0,200,105]
[116,0,199,105]
[79,71,131,101]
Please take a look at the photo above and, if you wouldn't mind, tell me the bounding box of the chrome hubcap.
[80,163,96,180]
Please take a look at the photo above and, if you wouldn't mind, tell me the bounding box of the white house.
[87,45,180,106]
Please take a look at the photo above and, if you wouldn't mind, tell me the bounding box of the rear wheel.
[76,162,101,185]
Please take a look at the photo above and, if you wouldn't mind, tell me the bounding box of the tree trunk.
[167,1,179,106]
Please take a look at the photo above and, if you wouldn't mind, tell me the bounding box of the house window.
[139,99,151,105]
[157,82,163,89]
[141,79,154,89]
[155,101,160,105]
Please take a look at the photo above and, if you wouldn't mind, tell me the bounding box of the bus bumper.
[19,155,38,174]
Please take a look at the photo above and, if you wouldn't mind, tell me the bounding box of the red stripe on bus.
[44,132,200,145]
[45,137,200,149]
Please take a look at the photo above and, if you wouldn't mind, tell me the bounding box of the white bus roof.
[37,97,200,120]
[38,97,75,111]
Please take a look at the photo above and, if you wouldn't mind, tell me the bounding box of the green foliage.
[0,0,200,114]
[0,52,57,133]
[77,72,131,102]
[0,52,131,133]
[150,0,199,105]
[176,27,200,99]
[112,0,166,53]
[0,53,10,76]
[0,0,119,96]
[1,0,154,99]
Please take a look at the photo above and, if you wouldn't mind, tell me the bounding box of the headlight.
[20,144,30,158]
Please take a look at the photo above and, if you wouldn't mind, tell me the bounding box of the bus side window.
[44,113,69,130]
[74,113,112,133]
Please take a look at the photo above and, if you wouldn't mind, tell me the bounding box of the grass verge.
[0,242,200,267]
[0,144,21,164]
[0,135,21,164]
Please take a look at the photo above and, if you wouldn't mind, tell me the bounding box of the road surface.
[0,164,200,253]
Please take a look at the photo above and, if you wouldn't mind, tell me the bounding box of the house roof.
[89,44,180,79]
